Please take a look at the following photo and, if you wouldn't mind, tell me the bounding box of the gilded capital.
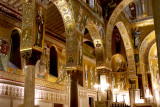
[97,68,111,75]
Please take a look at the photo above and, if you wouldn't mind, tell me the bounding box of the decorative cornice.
[0,11,21,28]
[0,3,22,21]
[83,55,96,64]
[45,29,66,43]
[0,71,65,90]
[97,68,111,75]
[45,34,66,49]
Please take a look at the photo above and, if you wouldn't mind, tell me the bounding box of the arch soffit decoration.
[51,0,105,67]
[115,21,135,72]
[69,0,105,67]
[139,30,156,73]
[85,20,104,67]
[106,0,133,68]
[50,0,77,67]
[51,0,76,34]
[144,41,156,72]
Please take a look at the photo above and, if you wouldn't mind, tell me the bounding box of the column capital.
[67,70,83,86]
[97,68,111,75]
[21,50,42,65]
[129,76,136,84]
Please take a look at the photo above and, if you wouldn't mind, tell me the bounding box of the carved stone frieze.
[0,82,68,103]
[0,72,65,90]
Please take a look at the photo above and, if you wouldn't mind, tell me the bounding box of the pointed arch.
[50,0,77,67]
[85,20,105,67]
[9,28,21,69]
[115,21,135,72]
[106,0,134,68]
[51,0,76,30]
[139,31,155,84]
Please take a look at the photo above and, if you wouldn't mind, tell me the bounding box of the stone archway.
[106,0,133,69]
[50,0,79,68]
[51,0,76,32]
[115,21,135,72]
[85,20,105,67]
[139,30,155,85]
[52,0,105,68]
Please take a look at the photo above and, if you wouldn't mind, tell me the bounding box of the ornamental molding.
[0,71,65,90]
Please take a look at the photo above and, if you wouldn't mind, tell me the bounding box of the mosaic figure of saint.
[35,7,44,47]
[120,74,126,90]
[129,2,137,20]
[78,37,82,66]
[23,29,30,41]
[35,45,48,79]
[85,67,88,88]
[99,25,104,38]
[150,61,155,83]
[35,54,47,79]
[112,74,115,89]
[133,27,141,49]
[1,39,9,71]
[0,37,4,71]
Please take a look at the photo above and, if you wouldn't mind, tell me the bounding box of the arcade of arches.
[1,0,160,107]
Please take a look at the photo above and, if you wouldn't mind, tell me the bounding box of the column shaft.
[152,0,160,78]
[70,79,78,107]
[132,84,135,105]
[24,65,35,107]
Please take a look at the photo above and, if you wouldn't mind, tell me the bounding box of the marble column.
[152,0,160,78]
[129,78,136,107]
[68,70,81,107]
[70,78,78,107]
[24,65,35,107]
[21,0,46,106]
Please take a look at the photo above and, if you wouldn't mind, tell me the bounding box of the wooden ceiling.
[0,0,22,14]
[0,0,65,40]
[45,4,65,39]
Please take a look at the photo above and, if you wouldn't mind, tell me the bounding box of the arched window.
[9,29,21,69]
[49,46,58,77]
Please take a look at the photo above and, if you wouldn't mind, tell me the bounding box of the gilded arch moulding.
[50,0,106,68]
[115,21,136,73]
[143,41,156,72]
[139,31,155,84]
[85,20,105,67]
[50,0,77,67]
[63,0,105,67]
[106,0,133,69]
